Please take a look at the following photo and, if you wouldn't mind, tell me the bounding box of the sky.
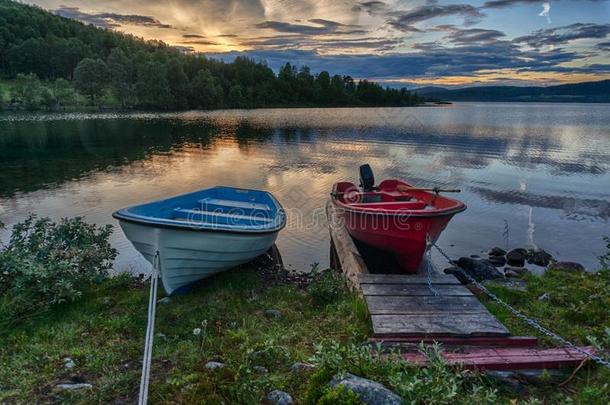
[26,0,610,87]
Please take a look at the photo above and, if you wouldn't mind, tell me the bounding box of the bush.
[317,385,364,405]
[0,216,117,322]
[308,268,349,306]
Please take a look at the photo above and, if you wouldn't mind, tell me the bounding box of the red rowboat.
[330,165,466,273]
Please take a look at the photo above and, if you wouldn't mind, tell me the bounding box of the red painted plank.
[369,336,538,347]
[401,346,594,370]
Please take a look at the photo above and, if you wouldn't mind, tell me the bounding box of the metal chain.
[424,235,439,296]
[430,241,610,369]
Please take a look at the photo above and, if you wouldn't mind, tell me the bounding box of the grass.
[1,264,608,403]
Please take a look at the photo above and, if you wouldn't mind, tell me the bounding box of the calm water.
[1,103,609,273]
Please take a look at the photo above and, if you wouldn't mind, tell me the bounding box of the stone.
[204,361,224,370]
[456,257,504,281]
[56,383,93,390]
[267,390,294,405]
[443,266,470,284]
[537,292,549,301]
[550,261,585,273]
[157,297,171,305]
[264,309,282,319]
[63,358,76,369]
[156,333,168,341]
[330,373,402,405]
[488,247,507,257]
[253,366,268,374]
[101,297,114,306]
[527,249,554,267]
[291,362,315,373]
[470,254,481,259]
[504,267,529,278]
[487,371,527,395]
[488,255,507,267]
[506,249,527,267]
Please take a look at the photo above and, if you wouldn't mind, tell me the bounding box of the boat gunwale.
[112,186,286,235]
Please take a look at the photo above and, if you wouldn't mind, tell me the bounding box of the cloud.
[240,34,402,53]
[388,4,485,32]
[54,6,173,29]
[482,0,605,8]
[254,19,365,36]
[352,1,389,15]
[183,34,206,38]
[514,23,610,48]
[539,1,551,24]
[434,25,506,44]
[597,41,610,51]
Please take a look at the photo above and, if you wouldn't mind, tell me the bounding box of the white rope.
[138,251,160,405]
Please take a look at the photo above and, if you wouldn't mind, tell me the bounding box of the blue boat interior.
[115,186,284,232]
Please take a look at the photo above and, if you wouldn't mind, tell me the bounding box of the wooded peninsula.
[0,0,424,111]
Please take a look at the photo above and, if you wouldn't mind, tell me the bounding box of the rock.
[550,261,585,273]
[456,257,504,282]
[487,371,527,395]
[470,254,481,259]
[291,362,315,373]
[506,249,527,267]
[264,309,282,319]
[504,266,529,278]
[267,390,294,405]
[487,255,507,267]
[330,373,402,405]
[204,361,225,370]
[157,297,171,305]
[537,292,549,301]
[527,249,554,267]
[63,358,76,369]
[488,247,507,257]
[101,297,114,306]
[156,332,168,341]
[253,366,268,374]
[443,266,470,284]
[56,383,93,390]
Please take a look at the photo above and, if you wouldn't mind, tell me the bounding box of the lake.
[1,103,609,273]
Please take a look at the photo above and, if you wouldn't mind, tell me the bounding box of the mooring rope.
[138,251,160,405]
[430,242,610,370]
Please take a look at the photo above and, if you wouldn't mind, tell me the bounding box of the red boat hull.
[331,179,466,273]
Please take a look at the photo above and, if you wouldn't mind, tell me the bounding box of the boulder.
[291,362,315,373]
[456,257,504,282]
[487,255,507,267]
[443,266,470,284]
[330,373,402,405]
[204,361,224,370]
[550,261,585,273]
[527,249,554,267]
[504,267,529,278]
[264,309,282,319]
[267,390,294,405]
[488,247,507,257]
[506,249,526,267]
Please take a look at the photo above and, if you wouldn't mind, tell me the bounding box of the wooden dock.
[327,202,593,370]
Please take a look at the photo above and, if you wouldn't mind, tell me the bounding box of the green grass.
[0,268,370,403]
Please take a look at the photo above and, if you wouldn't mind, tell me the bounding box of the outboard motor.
[359,164,375,191]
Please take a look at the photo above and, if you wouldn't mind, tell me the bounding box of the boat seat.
[197,198,271,211]
[172,208,273,222]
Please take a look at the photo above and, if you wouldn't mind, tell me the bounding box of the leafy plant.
[308,268,349,306]
[317,385,364,405]
[0,215,117,322]
[599,236,610,269]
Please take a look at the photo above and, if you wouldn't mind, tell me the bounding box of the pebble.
[264,309,282,319]
[56,383,92,390]
[504,266,529,278]
[267,390,294,405]
[290,362,315,373]
[253,366,268,374]
[157,297,171,305]
[537,292,549,301]
[63,357,76,369]
[101,297,114,306]
[205,361,225,370]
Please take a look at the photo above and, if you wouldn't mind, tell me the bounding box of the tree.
[52,78,76,109]
[190,69,219,109]
[227,84,245,108]
[11,73,41,109]
[166,58,189,109]
[73,58,108,105]
[135,61,172,109]
[106,48,133,108]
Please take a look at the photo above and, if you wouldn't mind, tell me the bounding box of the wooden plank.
[326,202,368,290]
[365,295,486,315]
[362,283,473,297]
[372,314,509,336]
[369,336,538,347]
[401,346,595,370]
[359,273,460,285]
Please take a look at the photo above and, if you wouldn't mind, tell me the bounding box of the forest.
[0,0,423,110]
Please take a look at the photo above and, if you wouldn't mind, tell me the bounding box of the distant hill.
[414,80,610,103]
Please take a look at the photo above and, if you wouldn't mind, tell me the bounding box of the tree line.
[0,0,423,110]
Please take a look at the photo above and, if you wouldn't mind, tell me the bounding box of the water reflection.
[0,103,609,272]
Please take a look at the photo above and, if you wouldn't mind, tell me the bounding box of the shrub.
[0,216,117,322]
[308,269,348,306]
[317,385,364,405]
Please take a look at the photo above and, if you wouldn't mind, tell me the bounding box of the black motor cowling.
[359,164,375,191]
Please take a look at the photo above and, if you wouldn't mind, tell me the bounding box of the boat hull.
[118,220,279,294]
